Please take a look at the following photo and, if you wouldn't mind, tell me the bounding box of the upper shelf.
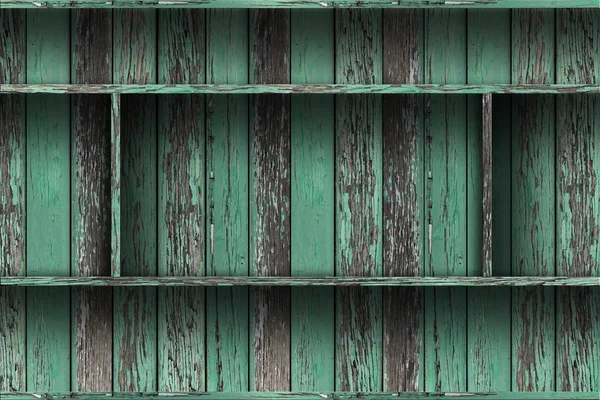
[2,0,598,8]
[2,84,598,95]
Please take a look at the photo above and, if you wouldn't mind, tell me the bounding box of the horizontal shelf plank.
[2,392,599,400]
[1,276,598,287]
[2,0,598,8]
[1,84,598,95]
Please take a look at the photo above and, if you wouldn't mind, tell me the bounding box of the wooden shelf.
[1,84,598,95]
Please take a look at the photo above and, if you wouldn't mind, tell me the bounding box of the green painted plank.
[335,9,382,392]
[26,9,71,392]
[157,9,206,392]
[511,9,556,392]
[556,8,600,392]
[381,8,424,392]
[205,9,250,392]
[290,9,335,392]
[111,93,121,278]
[113,9,157,392]
[249,9,292,391]
[423,8,467,392]
[466,9,511,393]
[0,8,26,393]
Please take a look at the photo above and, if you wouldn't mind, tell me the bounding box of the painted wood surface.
[290,9,335,392]
[113,9,158,392]
[0,8,26,393]
[511,8,556,392]
[249,9,291,392]
[111,93,121,279]
[382,8,424,392]
[206,9,250,392]
[482,93,492,278]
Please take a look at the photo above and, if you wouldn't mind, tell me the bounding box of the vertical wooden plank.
[249,9,291,392]
[0,8,26,393]
[381,9,424,392]
[511,9,556,392]
[556,8,600,392]
[335,9,382,392]
[113,9,158,392]
[71,9,113,392]
[423,9,467,392]
[290,9,335,392]
[112,93,121,279]
[467,10,511,393]
[26,9,71,391]
[206,9,249,392]
[157,9,205,392]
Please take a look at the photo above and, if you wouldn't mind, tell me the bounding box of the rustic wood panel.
[511,9,556,392]
[249,9,291,392]
[482,93,492,278]
[111,93,121,279]
[26,9,71,391]
[335,9,383,392]
[381,8,424,392]
[290,9,335,392]
[113,9,158,392]
[556,8,600,392]
[205,9,250,392]
[0,8,26,393]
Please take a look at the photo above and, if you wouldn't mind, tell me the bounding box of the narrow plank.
[205,9,250,392]
[482,93,492,278]
[381,8,424,392]
[423,9,467,392]
[290,9,335,392]
[111,93,121,279]
[113,9,158,392]
[335,9,383,392]
[249,9,291,392]
[0,8,26,393]
[556,8,600,392]
[511,9,556,392]
[70,9,113,392]
[157,9,206,392]
[26,9,71,391]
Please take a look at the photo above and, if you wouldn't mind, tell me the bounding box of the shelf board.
[2,0,598,8]
[1,84,598,95]
[1,276,598,287]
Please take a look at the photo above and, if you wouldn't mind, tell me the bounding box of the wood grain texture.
[335,9,382,392]
[113,9,158,392]
[111,93,121,279]
[206,9,250,392]
[249,9,291,392]
[290,9,335,392]
[511,9,556,392]
[556,8,600,392]
[0,8,25,393]
[157,9,206,392]
[382,8,424,392]
[482,93,492,278]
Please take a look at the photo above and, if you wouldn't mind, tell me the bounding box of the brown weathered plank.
[249,9,291,392]
[482,93,492,278]
[382,8,423,392]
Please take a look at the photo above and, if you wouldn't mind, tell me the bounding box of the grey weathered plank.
[482,93,492,278]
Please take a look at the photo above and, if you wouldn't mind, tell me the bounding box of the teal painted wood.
[335,9,383,392]
[26,9,71,392]
[157,9,206,392]
[290,9,335,392]
[111,93,121,278]
[0,8,26,393]
[556,8,600,392]
[511,8,556,392]
[206,8,250,392]
[113,9,158,392]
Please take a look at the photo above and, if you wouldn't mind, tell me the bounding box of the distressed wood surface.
[206,9,250,392]
[249,9,291,392]
[113,9,158,392]
[482,93,492,278]
[556,8,600,392]
[71,9,113,392]
[290,9,335,392]
[0,8,26,393]
[157,9,206,392]
[511,8,556,392]
[423,9,467,392]
[382,8,423,392]
[111,93,121,278]
[335,9,382,392]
